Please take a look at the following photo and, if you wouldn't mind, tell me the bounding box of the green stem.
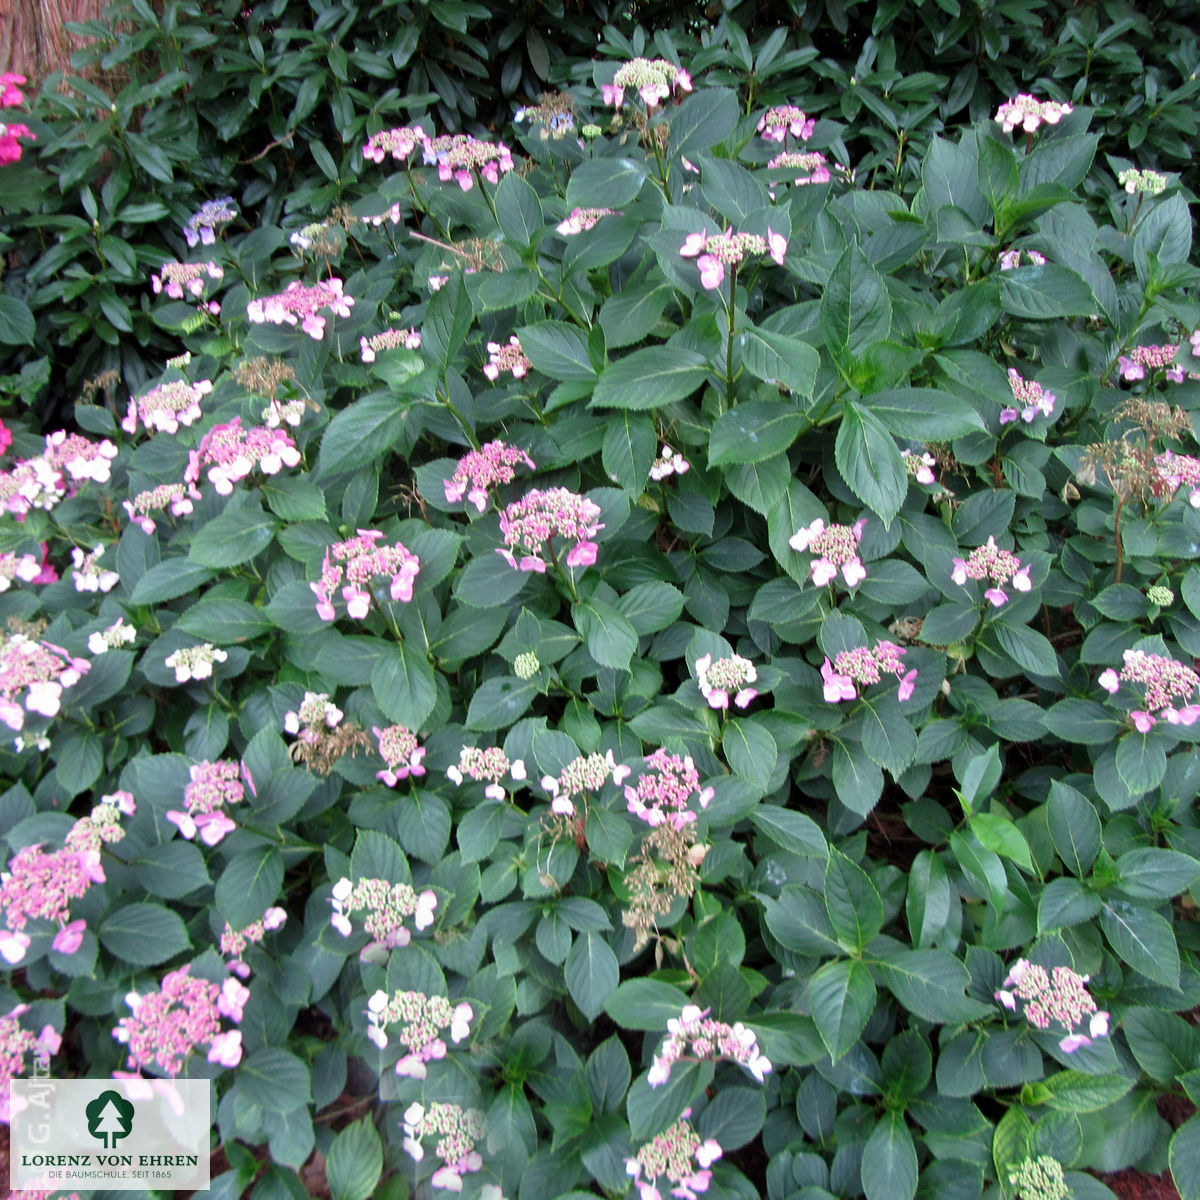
[723,269,738,412]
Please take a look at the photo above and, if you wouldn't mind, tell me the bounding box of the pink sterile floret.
[497,487,603,572]
[444,440,535,512]
[556,207,619,235]
[220,907,287,977]
[789,517,867,587]
[113,964,244,1075]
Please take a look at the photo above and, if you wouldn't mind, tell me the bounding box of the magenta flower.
[822,642,918,703]
[446,745,526,801]
[624,749,713,830]
[995,959,1108,1054]
[362,125,428,163]
[166,760,244,847]
[1002,369,1056,425]
[373,724,427,786]
[312,529,421,621]
[1099,648,1200,727]
[445,440,535,512]
[821,658,856,702]
[626,1111,722,1200]
[246,278,353,339]
[483,336,532,381]
[758,104,814,142]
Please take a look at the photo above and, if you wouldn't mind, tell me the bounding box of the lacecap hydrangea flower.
[789,516,867,587]
[165,759,246,845]
[246,278,354,339]
[1002,369,1056,424]
[994,94,1072,134]
[447,745,526,800]
[603,57,692,108]
[444,440,535,512]
[648,1005,771,1087]
[542,750,631,816]
[330,877,437,961]
[995,958,1109,1053]
[695,653,757,710]
[679,227,786,289]
[626,1110,722,1200]
[497,487,603,572]
[951,536,1031,607]
[624,749,713,830]
[821,641,917,704]
[1098,648,1200,730]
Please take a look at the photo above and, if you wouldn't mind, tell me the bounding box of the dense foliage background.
[1,2,1199,1199]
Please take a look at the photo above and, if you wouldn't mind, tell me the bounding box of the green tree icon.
[85,1090,135,1149]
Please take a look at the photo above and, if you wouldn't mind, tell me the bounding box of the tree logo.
[85,1090,135,1149]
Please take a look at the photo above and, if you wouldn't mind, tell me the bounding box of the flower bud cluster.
[1118,168,1167,195]
[1009,1156,1069,1200]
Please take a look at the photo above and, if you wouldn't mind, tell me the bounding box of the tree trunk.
[0,0,106,84]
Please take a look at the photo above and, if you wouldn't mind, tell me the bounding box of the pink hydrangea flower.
[625,749,713,829]
[497,487,603,572]
[446,745,527,801]
[768,150,831,185]
[0,634,89,732]
[444,440,535,511]
[362,125,428,163]
[246,278,354,339]
[365,988,472,1076]
[483,336,531,381]
[373,724,426,786]
[150,260,223,301]
[220,908,287,977]
[758,104,814,142]
[679,228,780,289]
[123,482,197,534]
[606,58,691,109]
[184,417,300,495]
[1098,648,1200,727]
[821,641,917,703]
[330,876,437,960]
[902,449,937,484]
[789,517,867,587]
[541,751,631,817]
[401,1102,486,1190]
[649,1005,771,1087]
[360,326,421,363]
[1001,369,1056,425]
[994,95,1073,134]
[556,207,619,235]
[626,1110,722,1200]
[696,653,758,710]
[995,958,1109,1054]
[951,536,1031,606]
[311,529,421,621]
[166,760,245,846]
[422,133,514,189]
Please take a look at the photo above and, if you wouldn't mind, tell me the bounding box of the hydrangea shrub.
[0,31,1199,1200]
